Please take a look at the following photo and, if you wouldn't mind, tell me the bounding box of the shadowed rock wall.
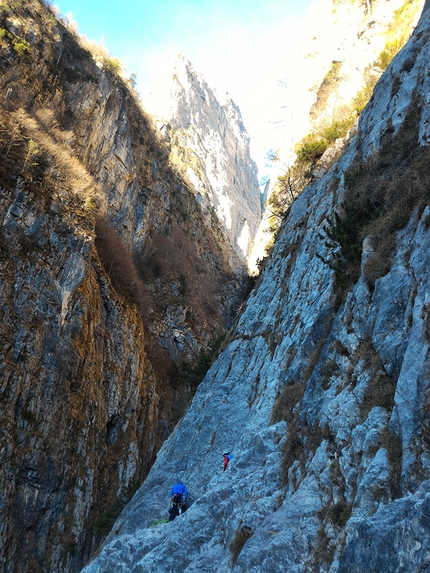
[0,0,250,571]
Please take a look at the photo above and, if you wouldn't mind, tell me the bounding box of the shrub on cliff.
[0,106,101,211]
[95,217,148,308]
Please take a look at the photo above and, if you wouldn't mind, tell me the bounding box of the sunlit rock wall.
[147,55,262,265]
[249,0,426,274]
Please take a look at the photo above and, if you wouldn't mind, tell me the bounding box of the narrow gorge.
[1,0,430,573]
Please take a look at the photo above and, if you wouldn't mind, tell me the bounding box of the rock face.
[82,2,430,572]
[275,0,425,160]
[1,173,157,572]
[249,0,425,273]
[147,56,262,266]
[0,1,251,572]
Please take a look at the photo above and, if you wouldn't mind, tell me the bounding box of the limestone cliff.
[249,0,425,272]
[0,1,249,571]
[146,55,262,266]
[83,1,430,572]
[276,0,425,163]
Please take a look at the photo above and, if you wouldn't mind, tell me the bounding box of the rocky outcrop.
[275,0,425,161]
[0,1,248,572]
[83,2,430,572]
[147,55,262,265]
[249,0,425,273]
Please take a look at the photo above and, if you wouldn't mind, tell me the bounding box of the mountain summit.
[146,55,262,267]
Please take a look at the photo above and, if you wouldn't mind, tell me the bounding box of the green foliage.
[320,199,381,288]
[296,117,355,165]
[268,115,355,227]
[321,89,430,300]
[374,0,421,72]
[296,136,327,164]
[375,39,401,71]
[322,119,353,143]
[102,56,122,75]
[343,163,364,189]
[13,38,31,58]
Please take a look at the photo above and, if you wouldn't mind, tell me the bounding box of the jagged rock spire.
[147,54,262,266]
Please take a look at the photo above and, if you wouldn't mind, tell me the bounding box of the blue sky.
[53,0,313,175]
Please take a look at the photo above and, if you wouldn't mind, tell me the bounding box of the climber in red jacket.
[223,449,233,471]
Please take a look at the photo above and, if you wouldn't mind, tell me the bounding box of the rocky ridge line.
[148,55,262,266]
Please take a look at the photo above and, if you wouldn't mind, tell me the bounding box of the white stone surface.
[148,56,262,264]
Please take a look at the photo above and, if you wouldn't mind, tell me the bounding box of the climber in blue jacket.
[168,481,189,520]
[170,481,188,500]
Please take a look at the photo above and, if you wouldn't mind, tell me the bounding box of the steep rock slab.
[83,2,430,572]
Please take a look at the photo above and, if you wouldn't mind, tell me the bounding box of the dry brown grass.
[94,217,150,308]
[328,91,430,297]
[271,382,304,426]
[0,106,102,212]
[356,337,397,416]
[229,525,253,565]
[270,381,307,480]
[280,421,332,487]
[134,213,233,332]
[271,376,333,486]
